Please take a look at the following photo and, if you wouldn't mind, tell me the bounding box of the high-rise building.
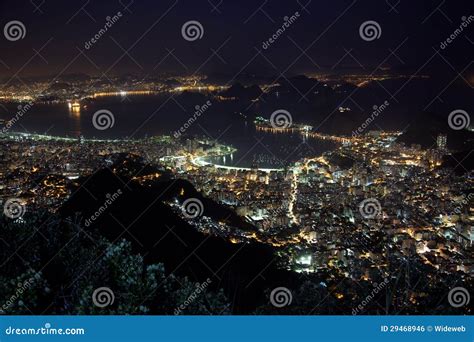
[437,134,447,151]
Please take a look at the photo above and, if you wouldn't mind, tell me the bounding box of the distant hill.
[397,111,473,151]
[219,83,263,100]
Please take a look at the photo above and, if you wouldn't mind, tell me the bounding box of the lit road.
[192,156,284,173]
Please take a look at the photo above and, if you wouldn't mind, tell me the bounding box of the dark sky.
[0,0,473,79]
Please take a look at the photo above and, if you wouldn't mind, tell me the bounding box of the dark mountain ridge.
[59,158,301,313]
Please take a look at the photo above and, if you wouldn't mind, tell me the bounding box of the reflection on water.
[0,95,337,168]
[68,102,81,137]
[206,130,336,168]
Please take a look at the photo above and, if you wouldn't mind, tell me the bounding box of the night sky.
[0,0,472,78]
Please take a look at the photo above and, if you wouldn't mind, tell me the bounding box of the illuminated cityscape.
[0,0,472,318]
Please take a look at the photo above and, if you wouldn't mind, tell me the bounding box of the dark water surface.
[0,94,336,168]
